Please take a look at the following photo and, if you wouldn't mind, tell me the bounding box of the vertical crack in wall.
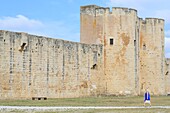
[76,43,79,81]
[134,21,139,94]
[161,28,165,94]
[88,46,90,80]
[55,40,58,86]
[9,34,14,96]
[22,45,26,97]
[62,40,65,96]
[46,41,49,96]
[28,37,32,89]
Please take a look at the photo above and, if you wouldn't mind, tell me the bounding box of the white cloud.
[165,37,170,58]
[0,15,44,31]
[0,15,80,42]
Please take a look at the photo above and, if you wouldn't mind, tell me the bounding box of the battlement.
[139,17,164,24]
[80,5,100,15]
[111,7,137,14]
[81,5,137,15]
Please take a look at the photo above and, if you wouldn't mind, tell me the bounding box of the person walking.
[144,89,151,107]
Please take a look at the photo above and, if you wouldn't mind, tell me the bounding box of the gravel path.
[0,106,170,112]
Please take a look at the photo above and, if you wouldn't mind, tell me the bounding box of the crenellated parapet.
[80,5,100,15]
[139,18,164,25]
[81,5,137,16]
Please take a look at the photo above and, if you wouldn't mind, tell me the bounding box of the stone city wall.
[0,5,169,98]
[81,5,140,95]
[80,5,166,95]
[165,58,170,94]
[0,30,104,99]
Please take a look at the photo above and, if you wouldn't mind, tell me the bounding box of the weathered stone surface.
[80,5,167,96]
[0,30,104,99]
[165,58,170,94]
[0,5,169,99]
[139,18,165,95]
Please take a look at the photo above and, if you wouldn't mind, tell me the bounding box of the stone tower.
[0,5,168,99]
[139,18,165,95]
[80,5,165,95]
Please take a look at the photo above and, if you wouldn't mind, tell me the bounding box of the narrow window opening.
[110,38,114,45]
[134,40,136,46]
[143,44,146,50]
[19,43,26,52]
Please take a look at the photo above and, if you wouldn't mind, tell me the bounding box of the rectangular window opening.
[110,39,114,45]
[134,40,136,46]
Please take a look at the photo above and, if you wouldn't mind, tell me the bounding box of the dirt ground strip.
[0,106,170,113]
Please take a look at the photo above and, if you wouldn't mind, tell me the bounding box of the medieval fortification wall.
[0,30,104,99]
[165,58,170,93]
[0,5,169,99]
[81,5,166,95]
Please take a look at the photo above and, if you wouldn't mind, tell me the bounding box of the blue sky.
[0,0,170,58]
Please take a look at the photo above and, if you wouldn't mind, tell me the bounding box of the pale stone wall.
[139,18,165,95]
[103,8,139,95]
[0,5,169,98]
[80,5,167,96]
[81,5,140,95]
[165,58,170,94]
[0,30,104,99]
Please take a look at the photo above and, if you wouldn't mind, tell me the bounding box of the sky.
[0,0,170,58]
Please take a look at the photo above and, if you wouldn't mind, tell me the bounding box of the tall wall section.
[0,30,104,99]
[81,5,140,95]
[139,18,165,95]
[165,58,170,94]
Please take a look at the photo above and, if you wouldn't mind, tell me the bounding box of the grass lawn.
[0,96,170,113]
[0,96,169,106]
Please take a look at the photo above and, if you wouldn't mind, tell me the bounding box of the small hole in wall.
[165,71,169,75]
[4,39,5,42]
[143,44,146,50]
[19,43,26,52]
[91,64,97,69]
[134,40,136,46]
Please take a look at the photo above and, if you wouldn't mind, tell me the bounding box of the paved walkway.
[0,106,170,110]
[0,106,170,112]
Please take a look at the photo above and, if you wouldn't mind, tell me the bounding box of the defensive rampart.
[0,30,104,99]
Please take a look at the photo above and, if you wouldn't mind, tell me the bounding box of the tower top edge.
[145,18,164,21]
[80,5,137,15]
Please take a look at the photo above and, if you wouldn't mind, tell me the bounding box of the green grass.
[34,109,170,113]
[0,96,169,106]
[0,96,170,113]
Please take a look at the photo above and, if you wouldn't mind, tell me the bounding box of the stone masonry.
[80,5,169,96]
[165,58,170,94]
[0,5,170,99]
[0,31,104,99]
